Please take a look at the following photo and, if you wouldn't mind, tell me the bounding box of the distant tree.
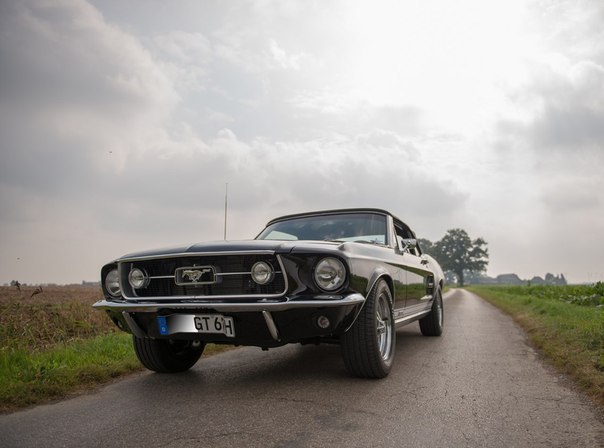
[545,273,555,283]
[417,238,434,255]
[544,273,567,286]
[433,229,489,286]
[560,273,567,285]
[443,270,458,285]
[10,280,21,292]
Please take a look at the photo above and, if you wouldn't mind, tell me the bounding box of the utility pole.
[224,182,228,240]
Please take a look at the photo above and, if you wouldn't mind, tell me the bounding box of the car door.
[401,250,432,313]
[393,222,433,316]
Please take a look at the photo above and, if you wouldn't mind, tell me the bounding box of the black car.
[94,208,444,378]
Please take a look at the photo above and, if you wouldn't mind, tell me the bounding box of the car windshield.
[256,213,387,244]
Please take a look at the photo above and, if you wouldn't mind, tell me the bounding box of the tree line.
[419,228,489,287]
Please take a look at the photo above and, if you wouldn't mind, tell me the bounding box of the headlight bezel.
[313,257,347,292]
[104,268,121,297]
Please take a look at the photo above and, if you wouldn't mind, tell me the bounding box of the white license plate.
[157,314,235,338]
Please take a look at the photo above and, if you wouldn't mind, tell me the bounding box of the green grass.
[467,284,604,407]
[0,286,235,413]
[0,333,141,412]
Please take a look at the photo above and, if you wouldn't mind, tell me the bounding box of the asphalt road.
[1,289,603,448]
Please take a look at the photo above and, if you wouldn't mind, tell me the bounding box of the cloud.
[152,31,212,92]
[492,54,604,219]
[269,39,303,70]
[0,0,178,193]
[0,0,177,121]
[0,0,182,282]
[528,59,604,150]
[541,178,602,212]
[1,0,603,284]
[97,127,464,230]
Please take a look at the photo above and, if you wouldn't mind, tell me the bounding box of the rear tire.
[419,288,444,336]
[340,279,395,378]
[133,337,205,373]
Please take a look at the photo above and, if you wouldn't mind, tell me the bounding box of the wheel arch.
[340,269,396,378]
[366,268,394,303]
[344,270,393,333]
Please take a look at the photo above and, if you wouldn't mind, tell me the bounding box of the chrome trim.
[124,293,285,301]
[119,250,276,263]
[175,266,216,286]
[262,311,280,341]
[122,254,289,301]
[93,293,365,313]
[394,309,431,326]
[122,312,147,338]
[148,271,283,279]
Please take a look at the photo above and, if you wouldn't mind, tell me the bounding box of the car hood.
[117,239,345,261]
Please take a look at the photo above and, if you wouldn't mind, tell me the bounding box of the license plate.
[157,314,235,338]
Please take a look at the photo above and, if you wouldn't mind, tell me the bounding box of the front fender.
[366,268,393,300]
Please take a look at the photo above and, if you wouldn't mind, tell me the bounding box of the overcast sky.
[1,0,603,285]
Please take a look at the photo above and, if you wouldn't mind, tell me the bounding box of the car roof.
[265,208,409,228]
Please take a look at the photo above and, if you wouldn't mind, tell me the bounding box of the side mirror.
[401,238,417,251]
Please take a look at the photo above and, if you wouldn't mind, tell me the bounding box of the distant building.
[81,281,101,287]
[447,271,568,286]
[544,273,567,286]
[530,276,545,285]
[496,274,524,285]
[466,273,498,285]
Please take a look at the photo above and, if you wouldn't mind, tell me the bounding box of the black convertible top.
[265,208,408,229]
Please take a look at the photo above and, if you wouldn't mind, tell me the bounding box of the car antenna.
[224,182,228,240]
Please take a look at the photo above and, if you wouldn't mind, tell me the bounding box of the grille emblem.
[175,266,216,285]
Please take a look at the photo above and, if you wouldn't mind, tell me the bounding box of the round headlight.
[128,268,148,289]
[104,269,121,297]
[251,261,274,285]
[314,257,346,291]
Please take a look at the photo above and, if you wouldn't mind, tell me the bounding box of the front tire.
[419,288,444,336]
[340,279,395,378]
[133,337,205,373]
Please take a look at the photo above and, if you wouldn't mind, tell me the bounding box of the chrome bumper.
[94,294,366,342]
[93,293,365,313]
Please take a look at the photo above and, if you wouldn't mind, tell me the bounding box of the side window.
[396,235,405,252]
[395,223,419,256]
[414,240,423,256]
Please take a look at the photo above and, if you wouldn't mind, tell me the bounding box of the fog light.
[317,315,330,329]
[128,267,149,289]
[251,261,274,285]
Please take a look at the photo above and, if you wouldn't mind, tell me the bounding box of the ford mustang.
[94,208,444,378]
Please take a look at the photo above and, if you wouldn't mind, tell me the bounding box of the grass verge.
[467,284,603,407]
[0,333,141,413]
[0,286,235,413]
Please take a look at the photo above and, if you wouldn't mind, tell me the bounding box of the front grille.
[119,253,287,299]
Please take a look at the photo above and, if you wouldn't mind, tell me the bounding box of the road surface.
[1,289,602,447]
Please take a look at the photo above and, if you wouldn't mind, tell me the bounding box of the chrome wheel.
[341,279,395,378]
[435,294,443,328]
[419,288,444,337]
[376,292,393,361]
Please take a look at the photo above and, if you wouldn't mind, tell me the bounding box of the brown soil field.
[0,284,103,305]
[0,285,118,351]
